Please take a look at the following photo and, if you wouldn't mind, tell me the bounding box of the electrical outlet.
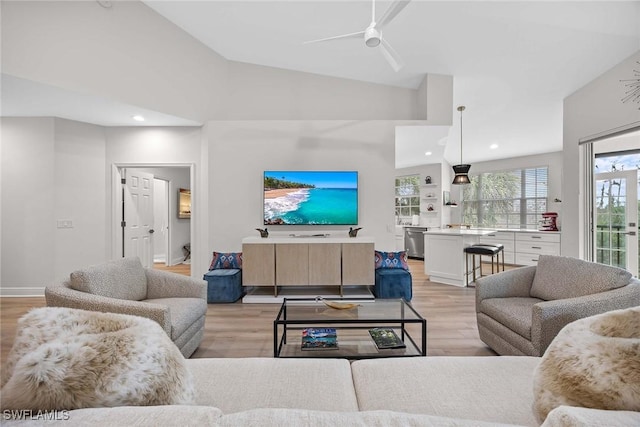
[57,220,74,228]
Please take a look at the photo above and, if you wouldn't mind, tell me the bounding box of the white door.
[594,170,639,276]
[153,178,169,264]
[123,169,154,268]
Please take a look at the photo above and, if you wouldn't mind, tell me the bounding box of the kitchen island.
[423,228,496,287]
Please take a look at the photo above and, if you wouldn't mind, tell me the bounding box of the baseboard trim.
[0,287,46,297]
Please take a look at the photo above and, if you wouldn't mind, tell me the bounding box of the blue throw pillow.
[209,252,242,270]
[374,251,409,270]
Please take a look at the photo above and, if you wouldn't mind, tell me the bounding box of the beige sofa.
[4,356,639,426]
[2,306,638,426]
[44,257,207,358]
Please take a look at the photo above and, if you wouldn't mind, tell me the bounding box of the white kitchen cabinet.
[514,232,561,266]
[478,231,516,265]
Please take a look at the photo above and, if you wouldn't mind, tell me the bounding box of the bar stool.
[463,244,504,287]
[472,243,505,274]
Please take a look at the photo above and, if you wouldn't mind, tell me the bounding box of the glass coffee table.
[273,298,426,359]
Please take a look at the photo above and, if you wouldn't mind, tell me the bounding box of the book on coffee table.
[301,327,338,350]
[369,328,406,350]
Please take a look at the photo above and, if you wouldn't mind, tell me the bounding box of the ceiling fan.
[304,0,411,72]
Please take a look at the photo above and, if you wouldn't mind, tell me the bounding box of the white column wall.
[53,119,107,280]
[1,118,55,294]
[563,51,640,258]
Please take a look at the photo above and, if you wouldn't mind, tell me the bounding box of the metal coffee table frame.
[274,298,427,359]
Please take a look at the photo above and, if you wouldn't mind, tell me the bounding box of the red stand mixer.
[539,212,558,231]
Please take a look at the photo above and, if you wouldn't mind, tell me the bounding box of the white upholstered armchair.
[476,255,640,356]
[45,257,207,358]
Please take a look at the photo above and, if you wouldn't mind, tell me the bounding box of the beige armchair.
[45,257,207,358]
[476,255,640,356]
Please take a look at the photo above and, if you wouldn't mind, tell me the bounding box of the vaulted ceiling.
[3,1,639,165]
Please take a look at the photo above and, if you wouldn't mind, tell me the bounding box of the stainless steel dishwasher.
[404,227,429,259]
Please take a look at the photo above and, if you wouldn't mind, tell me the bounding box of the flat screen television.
[264,171,358,225]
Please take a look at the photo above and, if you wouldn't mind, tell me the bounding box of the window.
[462,167,548,229]
[395,175,420,219]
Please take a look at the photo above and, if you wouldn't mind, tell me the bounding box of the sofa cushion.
[480,297,542,339]
[541,405,640,427]
[144,297,207,341]
[530,255,632,301]
[533,307,640,423]
[186,358,359,414]
[352,356,540,427]
[219,408,520,427]
[374,251,409,270]
[70,257,147,301]
[1,307,194,411]
[209,251,243,270]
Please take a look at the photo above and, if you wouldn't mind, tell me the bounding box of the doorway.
[112,164,194,276]
[590,131,640,277]
[153,178,170,266]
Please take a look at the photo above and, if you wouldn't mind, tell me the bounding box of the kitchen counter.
[423,230,496,287]
[477,228,560,234]
[423,229,495,236]
[423,228,562,286]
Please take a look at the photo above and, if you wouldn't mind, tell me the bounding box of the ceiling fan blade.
[380,38,404,72]
[377,0,411,30]
[304,30,365,45]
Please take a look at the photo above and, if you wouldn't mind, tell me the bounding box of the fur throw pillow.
[1,307,194,410]
[533,306,640,423]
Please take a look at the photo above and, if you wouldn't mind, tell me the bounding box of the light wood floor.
[1,260,497,365]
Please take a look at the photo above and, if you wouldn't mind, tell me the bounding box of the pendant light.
[452,105,471,185]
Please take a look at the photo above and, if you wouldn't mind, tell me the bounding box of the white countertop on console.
[243,235,375,244]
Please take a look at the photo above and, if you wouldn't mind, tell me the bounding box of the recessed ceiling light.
[424,151,432,156]
[490,143,499,150]
[132,115,145,122]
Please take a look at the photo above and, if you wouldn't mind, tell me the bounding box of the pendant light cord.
[457,105,465,164]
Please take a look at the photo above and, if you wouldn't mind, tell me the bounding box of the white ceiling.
[2,1,639,166]
[1,74,201,127]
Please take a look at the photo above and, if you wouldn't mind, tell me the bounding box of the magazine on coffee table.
[369,328,406,349]
[301,327,338,350]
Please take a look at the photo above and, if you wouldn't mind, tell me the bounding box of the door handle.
[625,231,636,236]
[149,229,155,234]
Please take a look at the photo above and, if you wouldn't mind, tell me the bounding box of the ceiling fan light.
[366,37,381,47]
[365,26,381,47]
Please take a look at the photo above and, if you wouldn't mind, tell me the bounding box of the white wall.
[206,120,398,254]
[1,118,55,294]
[563,51,640,258]
[1,117,106,294]
[225,62,452,121]
[53,119,107,279]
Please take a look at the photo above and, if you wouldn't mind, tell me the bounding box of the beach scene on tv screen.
[264,171,358,225]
